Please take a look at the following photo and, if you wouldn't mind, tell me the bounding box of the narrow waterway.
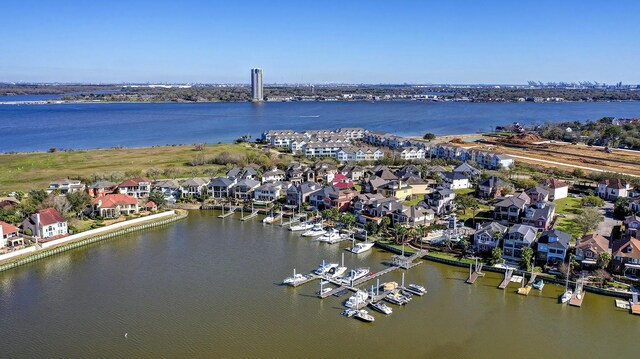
[0,211,636,358]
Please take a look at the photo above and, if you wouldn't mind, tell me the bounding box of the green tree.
[423,133,436,140]
[393,222,408,244]
[490,246,502,266]
[66,191,92,217]
[520,246,533,271]
[596,252,612,269]
[28,189,48,205]
[575,207,604,235]
[580,195,605,207]
[380,216,391,231]
[149,191,167,209]
[613,197,632,219]
[365,221,379,235]
[341,213,356,229]
[322,207,340,222]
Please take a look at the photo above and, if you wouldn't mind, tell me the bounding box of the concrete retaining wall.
[0,210,187,272]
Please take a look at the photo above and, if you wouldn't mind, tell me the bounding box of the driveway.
[596,201,620,239]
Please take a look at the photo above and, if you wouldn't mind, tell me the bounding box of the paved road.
[504,153,640,178]
[596,201,620,239]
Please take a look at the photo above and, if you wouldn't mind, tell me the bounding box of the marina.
[1,210,640,358]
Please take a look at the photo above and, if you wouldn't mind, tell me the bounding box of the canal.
[0,211,637,358]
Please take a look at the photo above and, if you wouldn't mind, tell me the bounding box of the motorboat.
[289,222,314,231]
[327,266,347,278]
[348,242,375,254]
[345,291,369,308]
[283,273,308,285]
[341,308,357,317]
[370,301,393,315]
[340,268,370,285]
[317,287,333,296]
[262,216,274,223]
[560,290,573,304]
[313,262,339,276]
[384,291,407,305]
[532,279,545,290]
[317,229,344,243]
[301,223,326,237]
[406,284,427,295]
[353,309,375,323]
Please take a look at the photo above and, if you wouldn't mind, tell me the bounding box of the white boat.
[341,308,357,317]
[370,301,393,315]
[313,261,339,275]
[353,309,375,322]
[317,229,345,243]
[262,216,274,224]
[384,290,410,305]
[405,283,427,295]
[340,267,370,285]
[289,222,314,231]
[301,223,326,237]
[317,287,333,295]
[348,242,375,254]
[283,273,308,285]
[345,291,369,308]
[561,290,573,304]
[327,266,347,278]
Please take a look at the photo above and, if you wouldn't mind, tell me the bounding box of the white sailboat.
[560,261,572,304]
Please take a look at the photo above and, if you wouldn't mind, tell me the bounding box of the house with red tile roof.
[145,201,158,212]
[22,208,68,240]
[92,194,140,218]
[118,177,152,198]
[1,221,24,248]
[541,178,568,201]
[597,178,631,200]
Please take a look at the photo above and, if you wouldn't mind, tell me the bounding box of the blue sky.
[1,1,639,84]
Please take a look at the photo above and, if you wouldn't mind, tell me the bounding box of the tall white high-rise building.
[251,68,263,102]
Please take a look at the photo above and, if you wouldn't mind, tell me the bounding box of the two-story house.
[575,233,610,267]
[231,179,261,200]
[208,177,237,198]
[118,177,152,198]
[391,205,435,227]
[181,178,210,198]
[426,187,456,215]
[525,186,550,204]
[47,178,85,194]
[521,202,556,230]
[285,182,320,206]
[0,221,23,248]
[598,178,631,200]
[624,215,640,239]
[477,176,511,198]
[254,182,289,203]
[92,194,140,218]
[453,162,481,178]
[611,237,640,275]
[474,221,508,253]
[493,192,531,223]
[535,229,571,265]
[379,180,413,200]
[541,178,568,201]
[442,172,471,190]
[22,208,68,240]
[502,224,537,262]
[261,168,286,183]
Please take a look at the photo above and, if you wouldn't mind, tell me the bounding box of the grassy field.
[0,143,274,193]
[554,197,582,215]
[552,197,584,240]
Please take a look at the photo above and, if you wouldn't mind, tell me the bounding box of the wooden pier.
[498,268,514,289]
[217,208,237,218]
[630,293,640,315]
[240,210,259,221]
[288,274,319,287]
[569,280,585,307]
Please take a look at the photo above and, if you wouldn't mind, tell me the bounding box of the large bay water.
[2,101,640,152]
[0,211,637,358]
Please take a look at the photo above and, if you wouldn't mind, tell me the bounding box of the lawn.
[554,197,582,215]
[402,196,424,206]
[454,188,475,196]
[554,217,583,240]
[0,143,279,193]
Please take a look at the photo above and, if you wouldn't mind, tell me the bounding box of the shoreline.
[2,99,640,106]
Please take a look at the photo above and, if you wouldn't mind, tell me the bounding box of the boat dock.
[217,207,237,218]
[498,268,514,289]
[526,273,538,286]
[630,292,640,315]
[288,274,319,287]
[280,214,304,227]
[240,210,259,221]
[465,259,484,284]
[569,279,585,307]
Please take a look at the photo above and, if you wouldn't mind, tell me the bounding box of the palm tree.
[393,222,408,245]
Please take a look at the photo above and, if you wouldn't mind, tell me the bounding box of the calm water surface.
[2,101,640,152]
[0,211,637,358]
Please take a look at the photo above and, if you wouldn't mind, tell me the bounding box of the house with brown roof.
[598,178,631,200]
[575,233,610,267]
[541,178,568,201]
[92,194,140,218]
[22,208,68,240]
[1,221,24,248]
[611,237,640,275]
[118,177,152,198]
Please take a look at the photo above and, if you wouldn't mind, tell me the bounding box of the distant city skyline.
[1,1,639,84]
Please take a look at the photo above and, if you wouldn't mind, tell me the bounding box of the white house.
[261,168,286,183]
[254,182,290,202]
[542,178,569,201]
[47,178,85,194]
[118,177,152,198]
[598,178,631,200]
[181,178,210,197]
[0,221,23,248]
[22,208,68,239]
[442,172,471,190]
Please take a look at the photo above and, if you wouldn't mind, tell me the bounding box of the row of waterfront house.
[261,128,514,169]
